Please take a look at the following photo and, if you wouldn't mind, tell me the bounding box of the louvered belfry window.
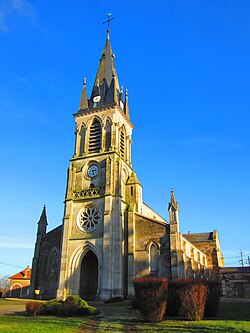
[79,126,86,155]
[88,119,102,154]
[105,120,111,150]
[120,130,125,158]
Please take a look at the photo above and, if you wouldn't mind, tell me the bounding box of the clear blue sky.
[0,0,250,277]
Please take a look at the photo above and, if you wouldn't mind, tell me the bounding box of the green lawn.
[0,299,249,333]
[0,315,86,333]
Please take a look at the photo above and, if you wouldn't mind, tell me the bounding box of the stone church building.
[29,29,224,300]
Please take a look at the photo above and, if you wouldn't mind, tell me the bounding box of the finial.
[43,204,46,209]
[171,188,174,193]
[83,77,87,86]
[103,13,115,36]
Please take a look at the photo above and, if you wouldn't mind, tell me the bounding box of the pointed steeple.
[79,77,88,110]
[37,205,48,235]
[88,30,122,109]
[95,31,119,89]
[168,189,179,228]
[77,26,131,121]
[169,188,178,211]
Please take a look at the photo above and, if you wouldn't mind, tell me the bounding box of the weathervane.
[103,13,115,31]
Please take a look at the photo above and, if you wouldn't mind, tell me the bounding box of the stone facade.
[183,231,224,278]
[30,30,224,300]
[30,207,62,299]
[221,267,250,298]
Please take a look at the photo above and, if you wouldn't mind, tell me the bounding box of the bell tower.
[57,27,135,300]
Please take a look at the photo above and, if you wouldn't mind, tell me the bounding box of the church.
[29,27,224,301]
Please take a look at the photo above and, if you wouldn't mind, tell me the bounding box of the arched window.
[120,127,126,158]
[105,120,111,150]
[150,244,158,273]
[79,126,86,155]
[88,119,102,154]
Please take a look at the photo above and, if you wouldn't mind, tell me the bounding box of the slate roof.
[183,232,214,242]
[78,30,130,119]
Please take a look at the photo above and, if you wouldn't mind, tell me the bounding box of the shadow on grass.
[216,302,250,321]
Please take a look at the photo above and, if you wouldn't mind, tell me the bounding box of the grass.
[0,299,249,332]
[0,299,28,307]
[0,315,87,333]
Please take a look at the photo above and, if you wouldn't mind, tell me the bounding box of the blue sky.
[0,0,250,277]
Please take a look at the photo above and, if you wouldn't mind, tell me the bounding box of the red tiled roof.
[10,267,32,280]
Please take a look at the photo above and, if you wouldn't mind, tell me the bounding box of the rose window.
[78,206,101,232]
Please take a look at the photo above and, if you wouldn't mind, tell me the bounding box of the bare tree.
[0,275,10,296]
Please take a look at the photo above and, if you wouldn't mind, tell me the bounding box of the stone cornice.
[75,103,134,129]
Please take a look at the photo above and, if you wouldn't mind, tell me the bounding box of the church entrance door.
[79,250,98,300]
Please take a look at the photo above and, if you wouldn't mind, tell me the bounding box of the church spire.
[168,189,179,229]
[169,188,178,210]
[37,205,48,236]
[77,17,130,120]
[89,29,121,108]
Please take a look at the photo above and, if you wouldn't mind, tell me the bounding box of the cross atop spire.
[103,13,115,36]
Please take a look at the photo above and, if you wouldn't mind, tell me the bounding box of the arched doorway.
[11,284,22,298]
[79,250,98,300]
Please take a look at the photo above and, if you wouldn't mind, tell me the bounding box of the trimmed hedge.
[179,278,207,321]
[204,280,221,317]
[165,280,181,316]
[133,277,168,322]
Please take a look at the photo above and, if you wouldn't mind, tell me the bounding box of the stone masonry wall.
[134,213,167,277]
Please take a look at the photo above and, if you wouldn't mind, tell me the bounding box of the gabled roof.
[183,232,213,242]
[10,266,32,280]
[126,171,141,185]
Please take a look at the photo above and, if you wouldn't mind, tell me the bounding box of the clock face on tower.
[93,95,101,103]
[87,164,99,178]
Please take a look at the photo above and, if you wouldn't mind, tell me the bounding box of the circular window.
[77,206,101,233]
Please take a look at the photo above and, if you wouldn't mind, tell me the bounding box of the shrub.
[165,280,181,316]
[31,295,99,317]
[78,305,100,316]
[39,299,63,316]
[25,301,41,316]
[63,295,99,317]
[65,295,88,307]
[179,278,207,321]
[62,299,78,317]
[133,277,168,322]
[204,280,221,317]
